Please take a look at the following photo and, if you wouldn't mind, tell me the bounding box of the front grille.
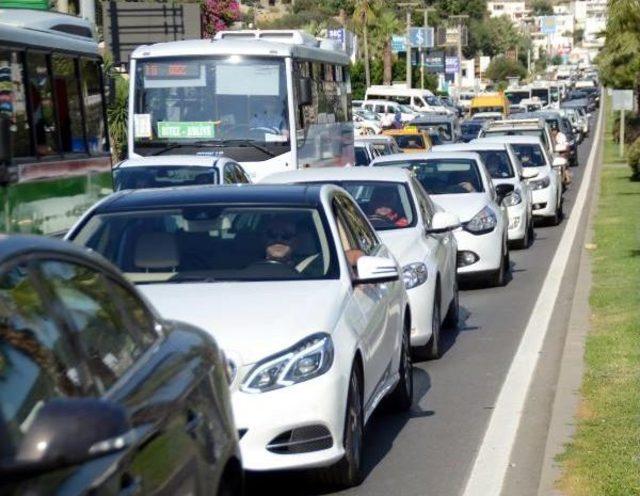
[266,425,333,454]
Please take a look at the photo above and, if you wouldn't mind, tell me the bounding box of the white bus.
[0,9,110,235]
[128,30,353,182]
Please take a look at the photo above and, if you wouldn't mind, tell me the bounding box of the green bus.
[0,8,111,236]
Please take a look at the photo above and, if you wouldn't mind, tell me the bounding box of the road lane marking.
[461,103,605,496]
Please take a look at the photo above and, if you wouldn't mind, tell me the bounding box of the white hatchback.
[264,167,460,360]
[372,151,510,287]
[66,184,412,487]
[434,141,536,249]
[475,135,564,225]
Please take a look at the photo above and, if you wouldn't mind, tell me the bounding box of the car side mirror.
[427,211,461,234]
[354,255,399,285]
[495,183,515,204]
[521,168,539,180]
[552,156,567,168]
[298,78,313,107]
[15,398,131,467]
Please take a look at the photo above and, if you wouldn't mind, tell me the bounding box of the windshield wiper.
[151,142,221,156]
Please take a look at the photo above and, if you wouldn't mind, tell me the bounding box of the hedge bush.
[627,136,640,179]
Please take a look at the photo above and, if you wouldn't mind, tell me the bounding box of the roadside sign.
[539,16,557,35]
[479,56,491,73]
[392,35,406,53]
[445,56,460,74]
[612,89,634,111]
[327,28,345,44]
[408,27,434,48]
[424,51,445,73]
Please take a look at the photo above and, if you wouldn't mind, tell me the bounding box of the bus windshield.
[531,88,549,105]
[133,56,290,157]
[505,91,529,105]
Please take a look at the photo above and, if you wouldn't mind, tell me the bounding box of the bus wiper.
[151,142,219,156]
[195,139,277,158]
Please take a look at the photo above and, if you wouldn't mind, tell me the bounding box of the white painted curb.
[461,98,606,496]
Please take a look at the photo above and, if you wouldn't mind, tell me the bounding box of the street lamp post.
[417,7,436,90]
[399,2,420,89]
[450,14,468,90]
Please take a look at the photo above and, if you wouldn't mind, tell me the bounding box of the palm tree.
[353,0,378,88]
[372,9,402,85]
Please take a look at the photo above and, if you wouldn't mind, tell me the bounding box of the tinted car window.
[394,134,425,149]
[114,166,218,190]
[511,144,547,167]
[375,159,484,195]
[40,261,155,391]
[72,207,338,283]
[355,146,369,166]
[335,194,379,255]
[0,263,83,451]
[476,150,514,179]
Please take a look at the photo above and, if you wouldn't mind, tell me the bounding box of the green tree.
[485,56,527,82]
[371,9,402,84]
[353,0,379,88]
[550,54,563,65]
[530,0,554,16]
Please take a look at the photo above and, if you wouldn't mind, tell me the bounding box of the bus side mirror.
[298,78,313,107]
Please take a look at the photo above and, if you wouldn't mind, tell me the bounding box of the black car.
[0,235,242,495]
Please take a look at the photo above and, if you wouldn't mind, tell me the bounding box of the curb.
[535,110,604,496]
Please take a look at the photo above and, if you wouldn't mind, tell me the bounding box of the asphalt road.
[245,117,600,496]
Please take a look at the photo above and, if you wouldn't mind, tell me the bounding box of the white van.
[364,85,452,114]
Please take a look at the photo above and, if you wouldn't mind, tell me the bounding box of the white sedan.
[476,135,564,225]
[66,184,412,487]
[372,151,510,287]
[434,141,536,249]
[263,167,460,360]
[112,155,251,190]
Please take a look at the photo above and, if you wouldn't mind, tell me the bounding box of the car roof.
[431,142,508,152]
[264,166,413,184]
[363,99,399,105]
[473,135,544,146]
[372,150,482,163]
[355,135,394,143]
[92,184,330,212]
[114,155,235,169]
[0,234,120,275]
[412,114,456,123]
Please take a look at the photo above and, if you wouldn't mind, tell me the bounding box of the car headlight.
[241,333,334,393]
[529,176,551,190]
[465,206,497,235]
[402,262,428,289]
[502,191,522,207]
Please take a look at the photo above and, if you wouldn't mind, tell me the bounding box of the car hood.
[378,228,429,265]
[139,280,345,365]
[431,193,488,223]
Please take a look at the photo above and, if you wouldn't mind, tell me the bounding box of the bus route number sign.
[157,122,216,139]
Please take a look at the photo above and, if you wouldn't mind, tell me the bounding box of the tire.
[322,365,364,488]
[385,321,413,412]
[415,289,442,361]
[551,199,563,226]
[513,217,530,250]
[442,277,459,329]
[489,244,507,287]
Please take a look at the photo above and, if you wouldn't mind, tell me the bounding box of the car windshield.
[511,144,546,167]
[394,134,425,149]
[113,166,218,190]
[461,122,482,135]
[418,123,453,141]
[71,207,338,283]
[133,57,290,157]
[356,109,380,121]
[425,95,440,106]
[375,159,484,195]
[312,181,415,230]
[475,150,514,178]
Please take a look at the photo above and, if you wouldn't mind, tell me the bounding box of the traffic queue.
[0,27,599,496]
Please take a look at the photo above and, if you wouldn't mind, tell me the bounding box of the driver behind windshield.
[264,217,299,264]
[368,187,409,227]
[250,99,289,137]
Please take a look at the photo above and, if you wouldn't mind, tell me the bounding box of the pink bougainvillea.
[202,0,241,38]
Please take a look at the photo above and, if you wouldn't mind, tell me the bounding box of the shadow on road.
[244,369,434,496]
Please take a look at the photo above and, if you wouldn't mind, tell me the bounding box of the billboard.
[392,35,406,53]
[408,27,435,48]
[539,16,557,35]
[424,51,445,73]
[445,56,460,74]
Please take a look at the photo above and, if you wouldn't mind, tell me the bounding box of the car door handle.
[119,474,142,496]
[185,410,203,436]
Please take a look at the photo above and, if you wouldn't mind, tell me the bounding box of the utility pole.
[450,15,468,90]
[399,2,419,89]
[417,7,436,90]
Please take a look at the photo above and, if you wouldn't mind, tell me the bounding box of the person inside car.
[368,188,409,227]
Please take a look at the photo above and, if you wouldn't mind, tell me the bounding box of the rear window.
[355,147,369,166]
[114,166,218,190]
[394,134,425,149]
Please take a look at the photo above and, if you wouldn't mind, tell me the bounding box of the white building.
[571,0,607,46]
[487,0,528,24]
